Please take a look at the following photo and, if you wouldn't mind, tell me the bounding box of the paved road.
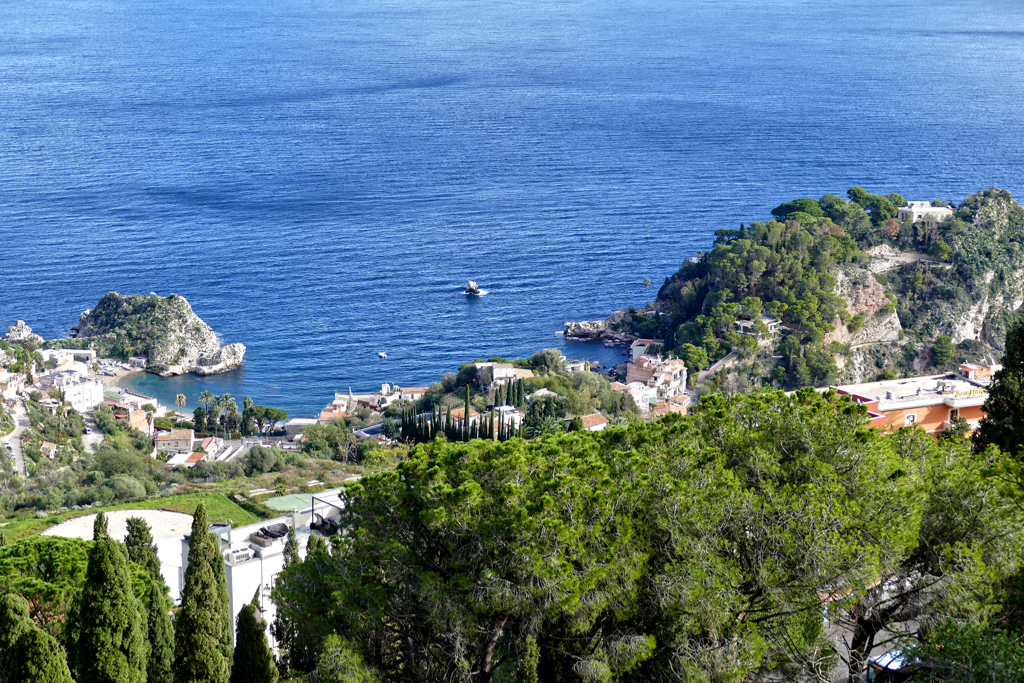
[82,411,105,453]
[6,401,29,477]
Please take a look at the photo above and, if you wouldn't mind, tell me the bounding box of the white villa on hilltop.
[897,201,954,223]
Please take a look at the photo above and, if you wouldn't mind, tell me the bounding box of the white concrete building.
[180,493,343,648]
[39,372,104,413]
[896,201,954,223]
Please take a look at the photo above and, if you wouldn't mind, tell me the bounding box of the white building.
[734,314,782,338]
[897,201,954,223]
[39,372,104,414]
[475,362,518,387]
[0,371,26,401]
[629,339,665,361]
[180,493,344,649]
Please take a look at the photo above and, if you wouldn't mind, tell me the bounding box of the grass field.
[0,490,266,542]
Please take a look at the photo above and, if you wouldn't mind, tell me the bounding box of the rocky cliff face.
[71,292,245,376]
[826,268,902,347]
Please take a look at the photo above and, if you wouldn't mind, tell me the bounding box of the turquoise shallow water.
[2,0,1024,416]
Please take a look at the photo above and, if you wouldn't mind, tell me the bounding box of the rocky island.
[49,292,245,377]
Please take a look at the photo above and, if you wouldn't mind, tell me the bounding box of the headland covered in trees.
[584,187,1024,393]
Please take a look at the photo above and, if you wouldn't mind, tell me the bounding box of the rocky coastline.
[563,310,637,342]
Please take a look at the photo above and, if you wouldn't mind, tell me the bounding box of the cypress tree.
[126,517,162,583]
[76,535,147,683]
[307,533,328,556]
[146,582,174,683]
[0,594,34,681]
[0,530,7,546]
[273,530,300,675]
[10,628,75,683]
[209,533,233,656]
[283,526,300,568]
[230,601,277,683]
[93,511,108,540]
[174,503,229,683]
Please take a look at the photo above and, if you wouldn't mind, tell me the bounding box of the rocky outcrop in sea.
[67,291,245,377]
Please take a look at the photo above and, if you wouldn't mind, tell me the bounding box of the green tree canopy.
[273,390,963,682]
[770,197,824,219]
[125,517,161,583]
[10,627,75,683]
[174,504,229,683]
[75,535,148,683]
[0,594,35,681]
[976,316,1024,456]
[230,602,277,683]
[146,581,174,683]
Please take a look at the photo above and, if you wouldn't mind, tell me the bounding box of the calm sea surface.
[2,0,1024,416]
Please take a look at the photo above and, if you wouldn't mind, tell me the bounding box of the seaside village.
[0,318,1004,656]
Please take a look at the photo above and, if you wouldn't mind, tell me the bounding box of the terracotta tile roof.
[579,413,608,428]
[185,452,204,464]
[449,407,480,419]
[169,428,194,440]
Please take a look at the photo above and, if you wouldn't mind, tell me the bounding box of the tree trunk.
[475,617,507,683]
[847,614,877,683]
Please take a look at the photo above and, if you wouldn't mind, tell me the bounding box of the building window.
[905,414,917,427]
[949,408,959,422]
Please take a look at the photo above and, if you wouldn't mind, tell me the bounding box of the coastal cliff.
[601,187,1024,389]
[54,292,245,377]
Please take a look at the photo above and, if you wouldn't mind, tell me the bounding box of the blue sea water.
[2,0,1024,417]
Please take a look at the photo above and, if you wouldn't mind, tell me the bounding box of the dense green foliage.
[0,403,13,436]
[125,517,161,582]
[976,315,1024,456]
[272,390,1019,683]
[908,620,1024,682]
[10,627,76,683]
[75,534,148,683]
[230,601,278,683]
[146,581,174,683]
[174,504,230,683]
[0,594,35,681]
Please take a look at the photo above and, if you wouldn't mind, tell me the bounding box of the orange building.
[834,367,993,435]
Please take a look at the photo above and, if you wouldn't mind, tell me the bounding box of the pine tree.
[93,511,108,540]
[10,628,75,683]
[209,533,233,656]
[146,582,174,683]
[230,600,278,683]
[174,503,229,683]
[0,594,34,681]
[76,535,147,683]
[126,517,162,583]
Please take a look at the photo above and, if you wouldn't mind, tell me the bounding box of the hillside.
[48,292,245,376]
[615,187,1023,389]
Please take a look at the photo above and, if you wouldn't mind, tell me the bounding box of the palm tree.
[643,277,651,305]
[243,396,253,413]
[198,390,215,413]
[207,402,221,437]
[224,397,238,438]
[175,394,186,410]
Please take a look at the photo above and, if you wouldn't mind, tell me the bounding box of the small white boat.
[378,352,387,359]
